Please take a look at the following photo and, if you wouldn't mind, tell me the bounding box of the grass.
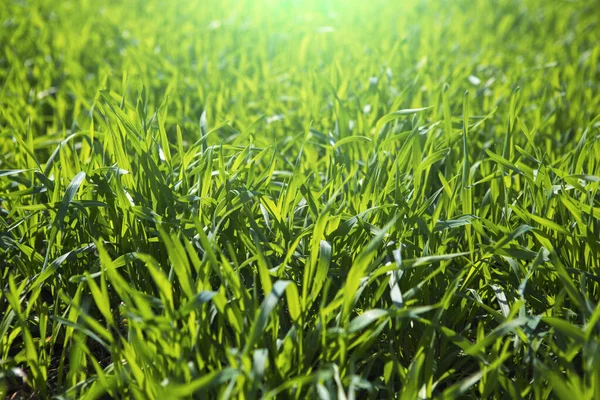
[1,0,599,398]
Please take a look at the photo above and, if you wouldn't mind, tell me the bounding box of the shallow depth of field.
[1,0,600,398]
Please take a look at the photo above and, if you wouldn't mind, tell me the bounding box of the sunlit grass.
[1,0,600,398]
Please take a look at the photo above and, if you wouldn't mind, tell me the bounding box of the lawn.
[1,0,599,398]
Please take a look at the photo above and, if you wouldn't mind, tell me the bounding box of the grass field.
[1,0,600,398]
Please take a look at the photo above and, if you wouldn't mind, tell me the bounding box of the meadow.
[1,0,600,398]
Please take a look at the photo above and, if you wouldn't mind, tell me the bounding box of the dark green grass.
[1,0,600,398]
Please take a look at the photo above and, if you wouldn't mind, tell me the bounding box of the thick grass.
[1,0,600,398]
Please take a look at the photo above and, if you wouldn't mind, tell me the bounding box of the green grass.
[1,0,600,398]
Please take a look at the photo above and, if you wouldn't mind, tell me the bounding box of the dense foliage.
[1,0,600,398]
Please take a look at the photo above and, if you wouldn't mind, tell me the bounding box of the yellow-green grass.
[1,0,599,398]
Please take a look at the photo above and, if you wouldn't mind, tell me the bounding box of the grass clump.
[1,0,600,398]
